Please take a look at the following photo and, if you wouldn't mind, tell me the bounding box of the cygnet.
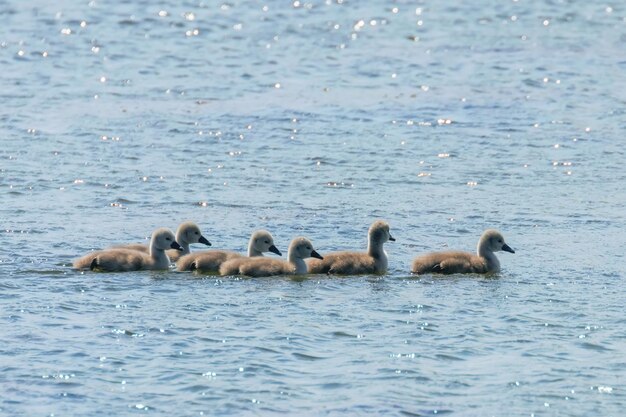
[219,237,322,277]
[411,229,514,275]
[177,229,281,273]
[73,228,182,272]
[112,221,210,262]
[307,220,395,275]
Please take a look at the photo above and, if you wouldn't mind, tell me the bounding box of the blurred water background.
[1,0,625,415]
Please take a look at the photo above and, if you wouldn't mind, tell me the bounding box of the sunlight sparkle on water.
[2,1,624,415]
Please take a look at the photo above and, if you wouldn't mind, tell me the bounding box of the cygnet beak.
[171,241,183,251]
[268,245,282,256]
[311,250,323,260]
[502,243,515,254]
[199,235,211,246]
[388,234,396,242]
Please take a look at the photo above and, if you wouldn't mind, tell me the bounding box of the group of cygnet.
[73,220,514,276]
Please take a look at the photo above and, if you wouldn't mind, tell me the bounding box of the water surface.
[1,0,625,415]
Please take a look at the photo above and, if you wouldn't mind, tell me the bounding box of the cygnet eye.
[498,239,502,243]
[195,231,199,235]
[166,237,171,241]
[306,246,311,250]
[264,240,269,244]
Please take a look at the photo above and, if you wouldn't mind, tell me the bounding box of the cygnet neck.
[477,240,500,272]
[149,240,171,266]
[367,237,386,257]
[368,235,388,272]
[287,247,307,274]
[175,230,191,255]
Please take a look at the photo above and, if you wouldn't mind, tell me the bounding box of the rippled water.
[1,0,625,415]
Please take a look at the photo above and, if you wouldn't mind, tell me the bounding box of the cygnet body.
[112,221,211,262]
[411,229,515,275]
[307,220,395,275]
[219,237,322,277]
[73,228,182,272]
[176,230,281,273]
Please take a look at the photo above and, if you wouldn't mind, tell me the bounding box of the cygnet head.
[178,221,211,246]
[251,230,282,256]
[152,228,182,251]
[289,237,323,260]
[479,229,515,254]
[369,220,395,244]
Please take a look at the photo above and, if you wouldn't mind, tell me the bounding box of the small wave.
[332,331,356,338]
[292,352,326,361]
[579,341,613,352]
[434,353,465,361]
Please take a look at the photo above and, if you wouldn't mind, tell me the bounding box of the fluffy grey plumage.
[220,237,322,277]
[307,220,395,275]
[73,228,181,272]
[411,229,514,275]
[111,221,210,262]
[177,230,281,273]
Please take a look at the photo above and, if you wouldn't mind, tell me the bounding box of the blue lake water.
[1,0,625,415]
